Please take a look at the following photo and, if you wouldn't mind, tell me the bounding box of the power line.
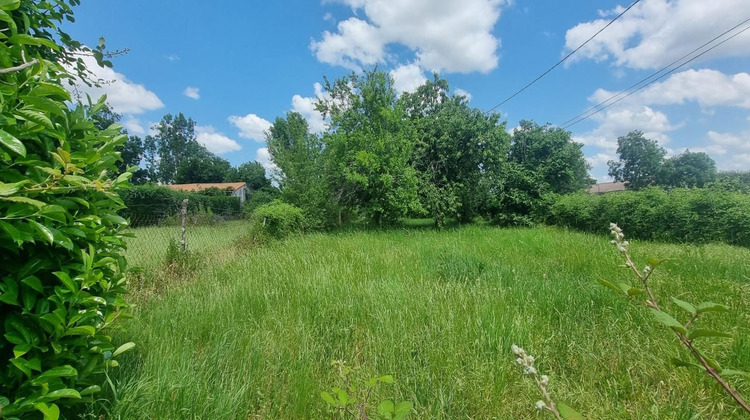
[560,17,750,127]
[562,22,750,130]
[485,0,642,114]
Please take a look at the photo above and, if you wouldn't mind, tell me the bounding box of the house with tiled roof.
[166,182,251,203]
[587,181,626,194]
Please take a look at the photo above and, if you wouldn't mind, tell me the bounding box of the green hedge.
[120,185,241,225]
[547,187,750,247]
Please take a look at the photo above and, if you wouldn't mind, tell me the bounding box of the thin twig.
[0,58,39,74]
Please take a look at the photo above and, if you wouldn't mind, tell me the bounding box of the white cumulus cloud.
[564,0,750,70]
[67,55,164,115]
[228,114,272,142]
[390,62,427,94]
[311,0,511,73]
[183,86,200,100]
[454,88,472,101]
[195,126,242,155]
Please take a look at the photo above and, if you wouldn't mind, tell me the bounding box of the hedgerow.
[119,184,241,225]
[547,188,750,247]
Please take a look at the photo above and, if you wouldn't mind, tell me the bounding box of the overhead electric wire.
[485,0,642,113]
[559,17,750,127]
[561,22,750,129]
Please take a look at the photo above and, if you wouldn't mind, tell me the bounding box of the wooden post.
[180,198,188,253]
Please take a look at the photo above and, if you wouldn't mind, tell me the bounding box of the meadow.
[105,222,750,419]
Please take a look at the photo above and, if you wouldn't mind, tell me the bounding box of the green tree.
[402,75,510,225]
[266,112,332,227]
[658,150,717,188]
[509,120,593,194]
[174,150,231,184]
[225,161,271,190]
[146,113,202,184]
[319,70,419,226]
[608,131,666,190]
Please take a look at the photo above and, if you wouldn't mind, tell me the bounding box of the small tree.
[608,131,666,190]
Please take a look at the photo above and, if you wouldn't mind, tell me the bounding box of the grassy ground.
[103,223,750,419]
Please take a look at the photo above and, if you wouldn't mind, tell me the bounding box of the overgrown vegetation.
[119,184,241,225]
[103,225,750,418]
[547,187,750,247]
[0,2,134,418]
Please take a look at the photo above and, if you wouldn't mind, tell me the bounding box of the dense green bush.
[548,188,750,247]
[249,201,306,242]
[0,2,134,417]
[120,185,241,225]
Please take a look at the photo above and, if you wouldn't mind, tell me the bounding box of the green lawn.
[104,223,750,419]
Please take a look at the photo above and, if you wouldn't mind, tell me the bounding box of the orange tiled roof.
[165,182,247,192]
[588,182,626,194]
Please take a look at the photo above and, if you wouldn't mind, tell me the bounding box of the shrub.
[0,3,134,417]
[249,201,306,242]
[548,188,750,247]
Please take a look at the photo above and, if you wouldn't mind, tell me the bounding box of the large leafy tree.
[509,120,593,194]
[608,131,666,190]
[145,113,202,184]
[174,150,231,184]
[402,75,510,225]
[658,150,717,188]
[224,161,271,190]
[319,70,419,225]
[266,112,331,227]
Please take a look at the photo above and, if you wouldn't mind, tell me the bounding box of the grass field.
[103,222,750,419]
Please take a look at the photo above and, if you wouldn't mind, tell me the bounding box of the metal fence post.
[181,198,188,253]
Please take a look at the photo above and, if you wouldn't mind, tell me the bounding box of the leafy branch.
[600,223,750,413]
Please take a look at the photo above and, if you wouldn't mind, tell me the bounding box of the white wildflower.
[540,375,549,386]
[535,400,547,411]
[524,366,537,375]
[511,344,523,356]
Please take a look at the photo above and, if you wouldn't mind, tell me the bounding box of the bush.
[548,188,750,247]
[0,3,134,416]
[249,201,306,242]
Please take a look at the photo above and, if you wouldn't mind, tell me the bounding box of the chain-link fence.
[123,208,248,271]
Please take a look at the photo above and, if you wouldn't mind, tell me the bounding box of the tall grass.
[103,224,750,419]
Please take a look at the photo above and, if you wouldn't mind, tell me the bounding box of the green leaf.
[321,391,336,406]
[8,34,58,50]
[394,401,413,420]
[21,276,43,293]
[646,257,664,268]
[0,180,28,196]
[53,271,77,292]
[0,0,21,11]
[112,342,135,357]
[0,220,22,245]
[596,278,622,295]
[558,402,584,420]
[43,388,81,401]
[15,109,54,130]
[1,196,46,208]
[34,402,60,420]
[687,329,732,340]
[29,220,53,244]
[0,128,26,156]
[378,400,395,417]
[671,358,702,369]
[31,366,78,384]
[79,385,101,396]
[671,297,696,316]
[378,375,394,384]
[13,343,32,358]
[63,326,95,337]
[649,309,687,335]
[696,302,729,314]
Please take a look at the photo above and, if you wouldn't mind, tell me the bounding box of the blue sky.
[64,0,750,181]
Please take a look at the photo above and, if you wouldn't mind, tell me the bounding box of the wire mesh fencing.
[123,209,248,271]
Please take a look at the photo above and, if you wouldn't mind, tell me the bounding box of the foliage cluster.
[119,184,241,225]
[266,72,593,228]
[0,1,135,418]
[547,187,750,247]
[608,131,718,190]
[248,200,306,243]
